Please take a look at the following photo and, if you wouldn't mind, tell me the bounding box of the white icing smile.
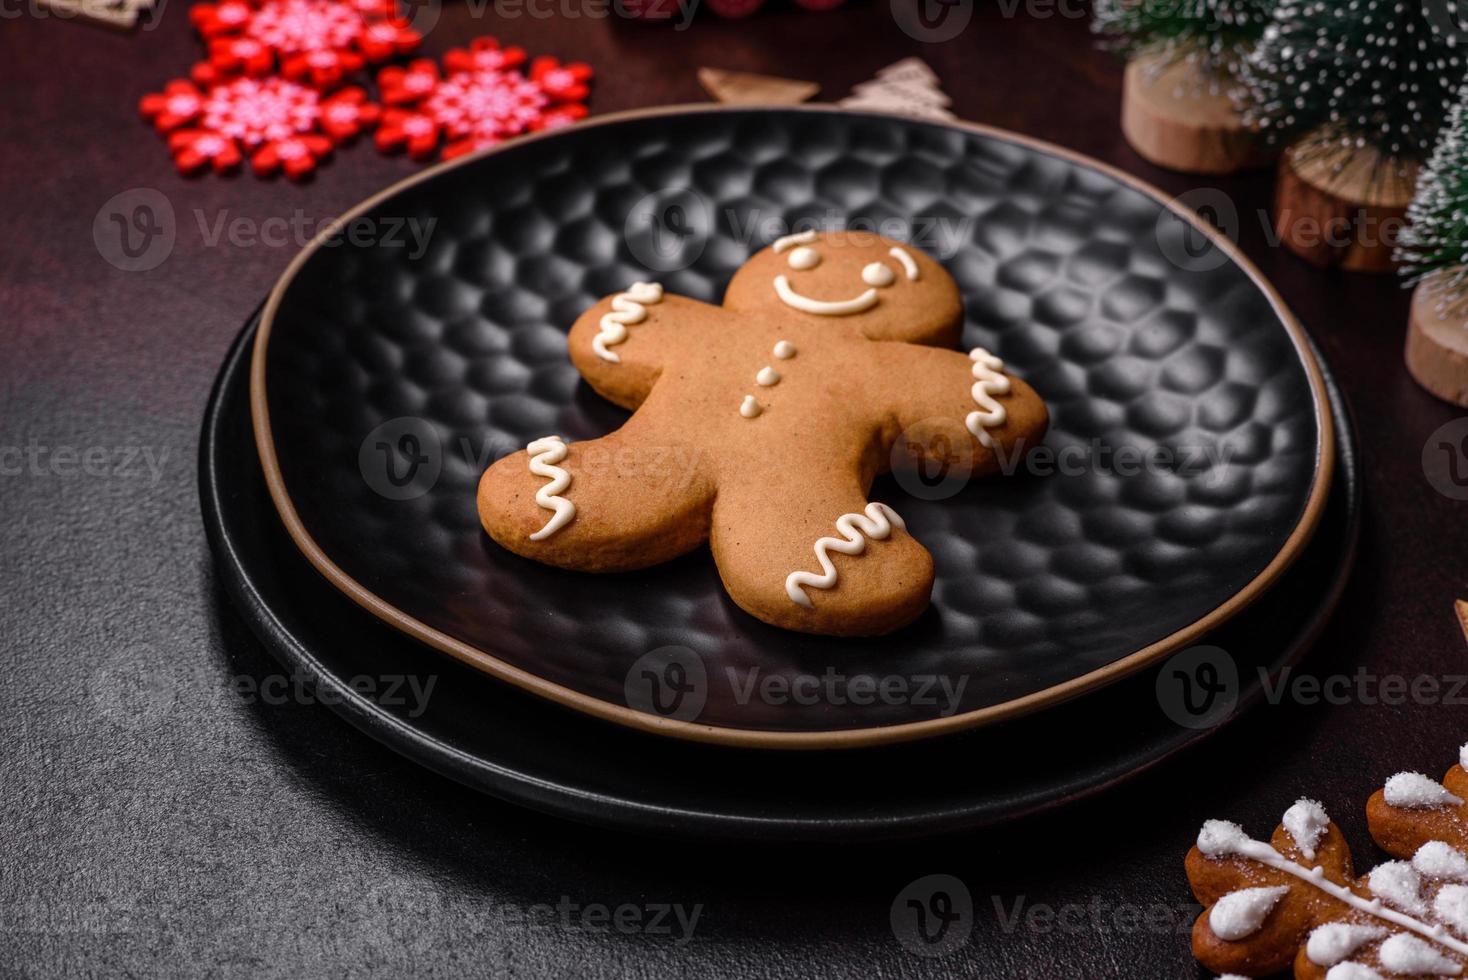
[769,235,921,316]
[773,275,881,316]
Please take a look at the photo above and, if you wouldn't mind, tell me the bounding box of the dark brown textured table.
[3,2,1466,977]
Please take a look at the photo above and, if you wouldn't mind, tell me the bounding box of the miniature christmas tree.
[838,59,954,123]
[1400,91,1468,293]
[1093,0,1277,174]
[1397,87,1468,407]
[1240,0,1466,172]
[1240,0,1467,270]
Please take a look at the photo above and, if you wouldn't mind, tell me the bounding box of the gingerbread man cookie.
[477,230,1048,636]
[1186,743,1468,979]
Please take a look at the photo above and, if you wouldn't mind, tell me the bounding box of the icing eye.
[787,247,820,270]
[861,262,896,287]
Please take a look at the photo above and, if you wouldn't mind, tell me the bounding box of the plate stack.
[203,107,1359,840]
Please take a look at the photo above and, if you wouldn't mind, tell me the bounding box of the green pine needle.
[1093,0,1277,74]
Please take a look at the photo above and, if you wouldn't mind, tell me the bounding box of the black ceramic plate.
[207,308,1358,840]
[251,106,1334,747]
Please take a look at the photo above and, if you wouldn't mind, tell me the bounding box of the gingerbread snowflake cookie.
[477,230,1048,635]
[1187,743,1468,979]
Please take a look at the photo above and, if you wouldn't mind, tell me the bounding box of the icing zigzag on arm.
[965,347,1011,449]
[785,503,906,608]
[526,436,575,541]
[593,281,663,363]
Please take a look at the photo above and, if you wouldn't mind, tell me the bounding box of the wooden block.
[1273,138,1416,274]
[698,68,818,106]
[1406,276,1468,407]
[1120,53,1273,175]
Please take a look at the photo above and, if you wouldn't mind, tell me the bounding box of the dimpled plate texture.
[260,107,1326,737]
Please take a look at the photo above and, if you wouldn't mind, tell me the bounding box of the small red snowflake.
[371,35,591,163]
[140,76,377,179]
[191,0,419,91]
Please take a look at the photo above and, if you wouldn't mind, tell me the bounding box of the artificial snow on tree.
[1187,743,1468,978]
[1093,0,1277,174]
[1398,90,1468,406]
[1240,0,1468,272]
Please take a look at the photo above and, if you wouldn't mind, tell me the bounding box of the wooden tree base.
[1406,277,1468,407]
[1119,54,1272,175]
[1273,141,1417,274]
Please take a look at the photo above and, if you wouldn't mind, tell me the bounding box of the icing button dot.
[787,247,820,270]
[756,366,780,387]
[740,395,761,419]
[773,340,796,359]
[862,262,895,287]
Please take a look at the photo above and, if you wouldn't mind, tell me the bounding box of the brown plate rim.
[250,103,1336,750]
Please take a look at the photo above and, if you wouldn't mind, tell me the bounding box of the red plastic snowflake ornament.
[191,0,419,90]
[373,37,592,162]
[140,76,378,178]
